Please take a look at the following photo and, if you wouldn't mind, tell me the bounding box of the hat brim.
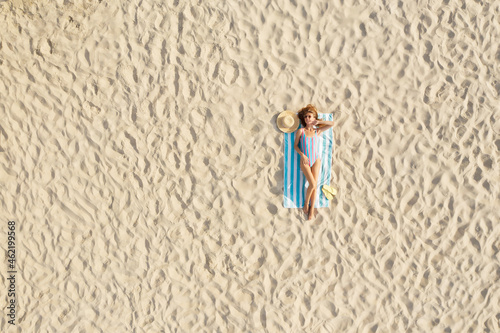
[277,111,300,133]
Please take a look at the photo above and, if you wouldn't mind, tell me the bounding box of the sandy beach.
[1,0,499,331]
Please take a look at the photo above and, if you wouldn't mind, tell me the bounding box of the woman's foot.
[303,204,309,216]
[308,208,317,220]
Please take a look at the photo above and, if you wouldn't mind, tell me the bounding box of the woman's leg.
[308,159,322,219]
[300,163,317,216]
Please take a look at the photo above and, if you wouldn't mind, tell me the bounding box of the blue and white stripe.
[283,113,334,208]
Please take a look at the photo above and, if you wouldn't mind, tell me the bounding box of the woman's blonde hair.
[297,104,318,127]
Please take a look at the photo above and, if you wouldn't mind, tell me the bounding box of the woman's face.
[304,112,316,125]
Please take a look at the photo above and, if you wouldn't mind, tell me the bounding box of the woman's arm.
[315,119,334,135]
[293,129,308,165]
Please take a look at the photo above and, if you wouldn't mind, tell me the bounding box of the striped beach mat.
[283,113,334,208]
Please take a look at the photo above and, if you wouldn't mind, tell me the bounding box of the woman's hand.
[315,119,334,133]
[311,119,319,126]
[301,154,309,166]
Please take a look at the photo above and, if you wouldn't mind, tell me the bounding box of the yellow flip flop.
[322,185,337,200]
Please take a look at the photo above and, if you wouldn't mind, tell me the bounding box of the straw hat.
[277,110,300,133]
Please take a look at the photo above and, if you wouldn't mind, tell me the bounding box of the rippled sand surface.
[1,0,499,331]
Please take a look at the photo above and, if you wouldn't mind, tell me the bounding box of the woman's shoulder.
[315,128,325,136]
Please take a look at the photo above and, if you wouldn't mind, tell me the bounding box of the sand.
[1,0,499,331]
